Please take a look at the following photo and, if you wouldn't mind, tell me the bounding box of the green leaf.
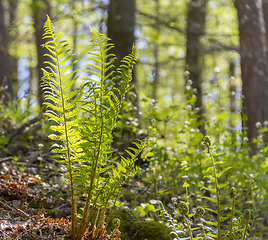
[218,181,229,189]
[192,132,204,146]
[200,186,216,194]
[217,167,232,179]
[217,112,229,121]
[202,196,217,204]
[203,220,218,227]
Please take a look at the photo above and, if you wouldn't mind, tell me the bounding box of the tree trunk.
[32,0,51,109]
[235,0,268,152]
[108,0,135,68]
[8,0,19,100]
[185,0,207,135]
[107,0,140,120]
[0,0,13,103]
[263,0,268,61]
[71,0,78,92]
[229,61,236,148]
[108,0,145,165]
[152,0,160,101]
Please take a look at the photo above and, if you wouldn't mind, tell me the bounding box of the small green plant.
[41,16,144,240]
[201,136,250,239]
[157,136,251,239]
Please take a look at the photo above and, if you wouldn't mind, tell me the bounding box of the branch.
[7,114,43,140]
[137,10,183,33]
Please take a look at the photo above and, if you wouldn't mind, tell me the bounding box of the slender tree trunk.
[71,0,78,92]
[263,0,268,61]
[8,0,18,100]
[0,0,13,103]
[32,0,51,109]
[229,61,236,123]
[263,0,268,141]
[185,0,207,135]
[229,61,236,148]
[152,0,160,101]
[235,0,268,152]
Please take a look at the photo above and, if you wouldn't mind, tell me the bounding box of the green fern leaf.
[217,167,232,179]
[202,196,218,204]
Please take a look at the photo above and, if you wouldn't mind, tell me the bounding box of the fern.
[42,16,143,240]
[202,136,250,239]
[158,136,251,239]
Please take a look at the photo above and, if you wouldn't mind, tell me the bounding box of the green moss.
[130,221,171,240]
[107,209,136,240]
[107,209,171,240]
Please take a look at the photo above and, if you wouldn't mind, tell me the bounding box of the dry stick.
[0,197,35,221]
[0,156,13,163]
[7,114,43,140]
[0,229,12,239]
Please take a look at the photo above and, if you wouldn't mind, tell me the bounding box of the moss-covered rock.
[130,220,171,240]
[107,209,171,240]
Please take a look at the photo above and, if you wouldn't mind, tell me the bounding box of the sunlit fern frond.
[74,27,140,207]
[41,15,82,164]
[41,16,144,239]
[106,45,138,122]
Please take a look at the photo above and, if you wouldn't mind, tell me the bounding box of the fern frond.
[42,16,83,234]
[42,16,143,240]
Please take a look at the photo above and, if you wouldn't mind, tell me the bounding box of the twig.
[0,197,35,221]
[0,156,13,163]
[0,229,12,239]
[7,114,43,140]
[137,10,183,33]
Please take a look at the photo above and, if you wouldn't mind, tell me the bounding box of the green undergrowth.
[1,11,267,240]
[155,136,251,239]
[136,78,268,238]
[41,16,146,240]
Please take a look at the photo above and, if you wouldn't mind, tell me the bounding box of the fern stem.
[77,45,106,240]
[229,192,235,240]
[183,215,194,240]
[242,209,251,240]
[205,139,221,239]
[200,223,206,240]
[196,207,206,240]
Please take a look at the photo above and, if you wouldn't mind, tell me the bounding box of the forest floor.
[0,165,72,239]
[1,117,268,239]
[0,117,98,239]
[0,117,167,240]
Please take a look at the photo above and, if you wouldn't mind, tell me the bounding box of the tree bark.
[263,0,268,61]
[0,0,13,103]
[185,0,207,135]
[152,0,160,101]
[108,0,135,68]
[108,0,140,120]
[108,0,145,165]
[32,0,51,109]
[235,0,268,151]
[8,0,19,100]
